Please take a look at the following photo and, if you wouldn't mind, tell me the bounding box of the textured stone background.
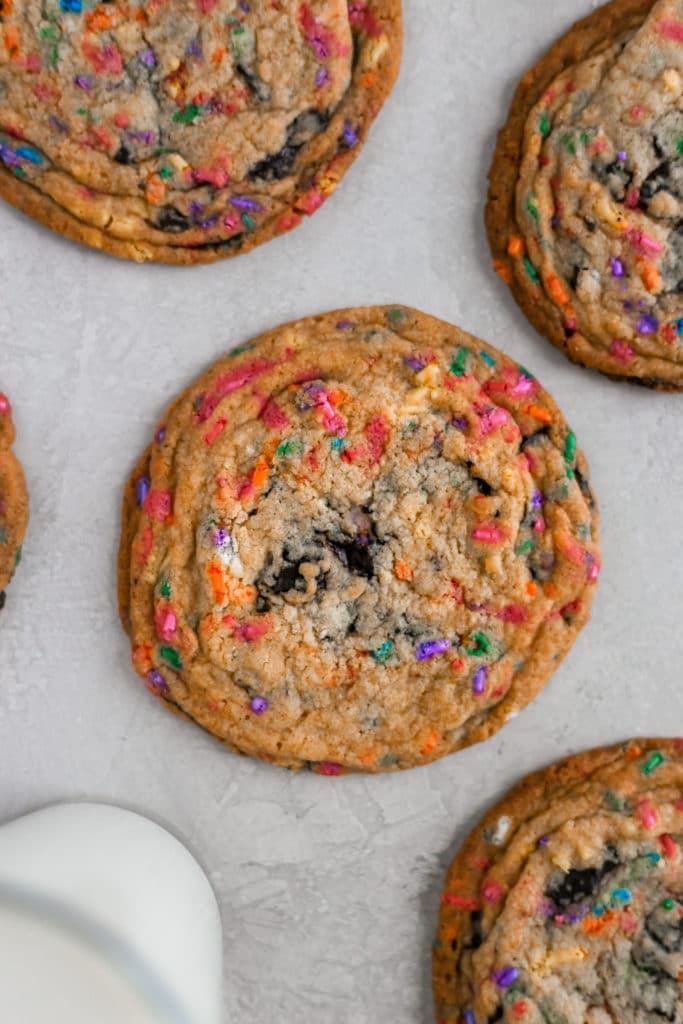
[1,1,681,1021]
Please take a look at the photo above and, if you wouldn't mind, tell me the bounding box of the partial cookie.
[433,738,683,1023]
[117,306,599,773]
[0,393,28,609]
[486,0,683,389]
[0,1,401,264]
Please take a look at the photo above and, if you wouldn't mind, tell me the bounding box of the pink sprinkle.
[510,373,537,398]
[259,398,290,430]
[472,524,508,545]
[628,229,664,258]
[365,415,390,464]
[479,407,509,436]
[624,188,641,210]
[610,339,635,365]
[656,15,683,41]
[155,607,177,642]
[215,358,275,398]
[638,799,658,830]
[533,517,546,533]
[481,879,504,904]
[143,490,173,522]
[236,620,271,643]
[317,761,343,777]
[296,188,325,216]
[204,417,227,445]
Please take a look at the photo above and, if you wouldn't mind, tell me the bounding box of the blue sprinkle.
[15,146,43,165]
[611,888,631,905]
[479,350,496,367]
[674,319,683,337]
[60,0,82,10]
[330,437,344,452]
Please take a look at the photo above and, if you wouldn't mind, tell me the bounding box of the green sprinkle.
[580,131,589,146]
[450,347,468,376]
[371,640,394,663]
[158,165,173,179]
[525,195,540,225]
[523,257,539,283]
[604,789,625,813]
[76,107,88,117]
[386,308,405,323]
[560,132,576,154]
[241,212,255,230]
[229,345,249,358]
[518,365,535,381]
[14,545,22,567]
[158,577,171,599]
[663,898,675,910]
[277,439,304,457]
[172,103,201,124]
[564,431,577,464]
[479,350,495,367]
[677,137,683,156]
[641,751,665,776]
[159,645,182,671]
[539,112,551,138]
[465,631,490,656]
[515,539,533,555]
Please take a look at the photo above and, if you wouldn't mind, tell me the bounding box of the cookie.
[0,393,28,609]
[0,1,401,264]
[486,0,683,389]
[433,738,683,1024]
[117,306,600,773]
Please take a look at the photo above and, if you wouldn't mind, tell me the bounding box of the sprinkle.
[416,639,451,661]
[371,640,394,662]
[610,258,625,278]
[641,751,665,775]
[231,195,263,212]
[138,48,156,67]
[637,314,659,335]
[663,898,675,910]
[159,645,183,671]
[523,256,540,283]
[315,66,329,87]
[660,834,677,859]
[481,879,504,904]
[493,966,518,989]
[342,122,359,147]
[250,696,268,714]
[638,800,658,830]
[539,112,550,138]
[450,348,468,376]
[147,669,168,693]
[212,528,231,549]
[479,350,495,368]
[611,888,631,905]
[618,150,627,161]
[464,1013,476,1024]
[465,632,490,656]
[60,0,82,10]
[135,476,150,506]
[155,425,166,444]
[317,761,343,777]
[473,665,488,695]
[564,432,576,464]
[525,195,540,224]
[472,524,507,544]
[404,355,426,371]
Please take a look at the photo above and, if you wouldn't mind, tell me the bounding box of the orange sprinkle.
[639,263,661,293]
[211,46,225,64]
[545,274,569,306]
[583,910,615,935]
[543,581,559,598]
[208,562,228,605]
[493,258,512,283]
[359,750,376,766]
[507,236,524,257]
[395,560,413,581]
[526,581,537,597]
[4,24,20,55]
[145,173,166,205]
[524,403,553,424]
[421,732,439,756]
[625,744,642,760]
[251,456,270,490]
[361,71,377,88]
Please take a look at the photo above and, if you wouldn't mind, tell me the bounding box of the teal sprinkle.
[371,641,394,663]
[241,212,256,230]
[330,437,344,452]
[663,898,675,910]
[646,852,661,863]
[605,790,625,812]
[479,350,495,367]
[518,365,535,381]
[593,902,607,917]
[611,888,631,905]
[523,257,539,283]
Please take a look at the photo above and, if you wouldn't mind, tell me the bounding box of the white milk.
[0,804,222,1023]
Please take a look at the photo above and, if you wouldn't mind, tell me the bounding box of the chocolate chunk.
[546,848,619,907]
[328,539,375,578]
[157,207,191,233]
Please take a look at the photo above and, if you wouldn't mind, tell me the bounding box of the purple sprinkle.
[127,129,155,144]
[74,75,92,90]
[451,416,468,431]
[336,320,353,329]
[189,200,204,216]
[187,38,203,59]
[212,528,231,548]
[342,121,359,147]
[404,355,426,371]
[250,696,269,714]
[551,215,559,230]
[0,145,20,168]
[155,425,166,444]
[493,965,519,989]
[230,195,263,212]
[464,1013,476,1024]
[618,150,627,161]
[138,48,156,67]
[416,639,451,661]
[239,0,250,10]
[50,115,68,133]
[136,476,150,506]
[531,490,543,510]
[147,669,169,694]
[315,66,329,87]
[538,836,549,846]
[610,258,625,278]
[473,665,488,696]
[637,314,659,335]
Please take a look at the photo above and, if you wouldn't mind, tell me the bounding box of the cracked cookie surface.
[433,739,683,1024]
[0,0,401,263]
[117,306,599,773]
[0,392,28,610]
[487,0,683,388]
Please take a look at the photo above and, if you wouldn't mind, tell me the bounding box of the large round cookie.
[0,1,401,264]
[0,393,28,609]
[486,0,683,389]
[118,306,600,773]
[433,738,683,1024]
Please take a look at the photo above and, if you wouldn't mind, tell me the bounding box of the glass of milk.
[0,804,222,1024]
